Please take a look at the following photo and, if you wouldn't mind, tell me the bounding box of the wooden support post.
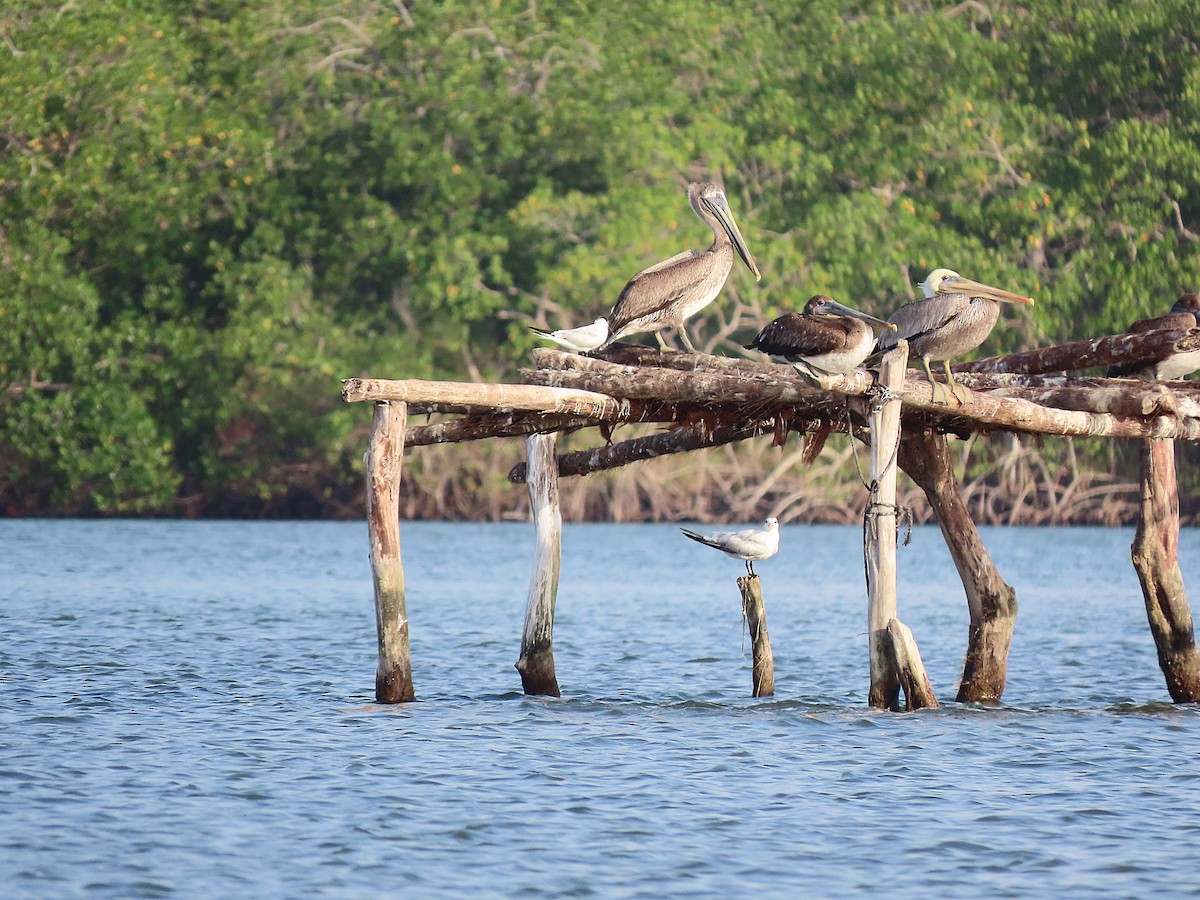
[1131,438,1200,702]
[864,344,907,710]
[898,426,1017,703]
[366,401,413,703]
[515,432,562,696]
[738,575,775,697]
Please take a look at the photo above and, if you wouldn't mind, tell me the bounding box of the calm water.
[4,520,1200,898]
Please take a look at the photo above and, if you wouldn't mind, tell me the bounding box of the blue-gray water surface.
[4,520,1200,898]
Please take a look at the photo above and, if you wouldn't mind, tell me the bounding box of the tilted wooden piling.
[1131,438,1200,702]
[899,426,1016,703]
[515,432,563,696]
[738,575,775,697]
[366,401,414,703]
[885,619,938,711]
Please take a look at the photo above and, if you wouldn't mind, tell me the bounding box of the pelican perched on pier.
[680,517,779,577]
[875,268,1034,404]
[745,294,896,378]
[532,181,761,353]
[1107,293,1200,380]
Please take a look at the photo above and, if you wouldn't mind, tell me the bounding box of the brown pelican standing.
[1107,293,1200,380]
[680,517,779,577]
[532,181,761,353]
[875,268,1034,404]
[745,294,896,378]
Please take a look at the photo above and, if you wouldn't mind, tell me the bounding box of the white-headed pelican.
[876,268,1033,403]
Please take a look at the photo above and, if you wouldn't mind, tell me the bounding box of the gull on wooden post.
[680,517,780,577]
[532,181,761,354]
[745,294,896,382]
[1107,292,1200,380]
[874,268,1034,404]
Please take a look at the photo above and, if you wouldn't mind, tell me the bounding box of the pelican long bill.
[705,191,761,283]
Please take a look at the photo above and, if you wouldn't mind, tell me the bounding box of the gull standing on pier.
[745,294,896,378]
[532,181,761,353]
[1107,292,1200,380]
[680,517,780,577]
[875,268,1034,404]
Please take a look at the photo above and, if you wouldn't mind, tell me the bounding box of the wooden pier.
[344,322,1200,709]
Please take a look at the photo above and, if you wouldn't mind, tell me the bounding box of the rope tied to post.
[863,493,914,546]
[867,383,905,411]
[861,484,915,595]
[858,364,913,594]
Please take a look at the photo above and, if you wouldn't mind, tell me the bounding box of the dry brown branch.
[507,416,774,483]
[958,327,1200,375]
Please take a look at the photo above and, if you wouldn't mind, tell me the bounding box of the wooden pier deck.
[343,323,1200,709]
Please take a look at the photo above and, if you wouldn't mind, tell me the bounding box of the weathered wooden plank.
[1131,438,1200,702]
[366,401,413,703]
[515,432,562,697]
[899,425,1016,703]
[343,377,628,419]
[738,575,775,698]
[865,344,907,711]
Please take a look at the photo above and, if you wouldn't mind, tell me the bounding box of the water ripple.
[3,521,1200,897]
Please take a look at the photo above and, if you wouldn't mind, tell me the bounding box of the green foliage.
[1,0,1198,515]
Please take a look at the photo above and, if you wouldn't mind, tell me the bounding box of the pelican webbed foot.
[943,361,973,405]
[921,357,960,408]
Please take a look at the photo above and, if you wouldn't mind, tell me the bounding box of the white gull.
[680,517,780,577]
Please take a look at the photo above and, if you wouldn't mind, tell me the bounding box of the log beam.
[951,374,1200,419]
[526,351,1200,440]
[522,358,834,411]
[507,416,781,483]
[343,377,628,419]
[405,408,668,448]
[366,401,414,703]
[898,425,1017,703]
[1131,438,1200,702]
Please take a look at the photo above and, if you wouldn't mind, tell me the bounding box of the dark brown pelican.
[1107,293,1200,380]
[745,294,896,378]
[680,517,779,577]
[875,268,1033,403]
[532,181,761,353]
